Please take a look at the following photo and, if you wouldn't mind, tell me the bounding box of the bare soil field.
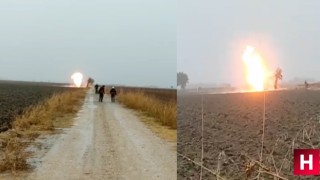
[0,81,77,132]
[178,89,320,179]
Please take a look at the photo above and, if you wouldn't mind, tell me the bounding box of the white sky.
[178,0,320,86]
[0,0,176,88]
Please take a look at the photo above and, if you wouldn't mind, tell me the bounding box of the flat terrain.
[22,91,177,180]
[0,81,74,131]
[178,89,320,179]
[118,86,177,102]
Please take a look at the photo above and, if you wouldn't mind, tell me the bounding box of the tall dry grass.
[13,89,86,131]
[0,89,86,173]
[117,91,176,129]
[0,132,26,173]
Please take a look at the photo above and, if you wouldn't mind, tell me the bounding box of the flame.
[242,46,266,91]
[71,72,83,88]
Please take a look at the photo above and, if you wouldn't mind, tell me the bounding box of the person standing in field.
[98,85,105,102]
[305,80,309,89]
[110,86,117,103]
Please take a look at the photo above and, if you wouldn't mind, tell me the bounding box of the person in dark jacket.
[98,85,105,102]
[95,84,99,94]
[109,86,117,103]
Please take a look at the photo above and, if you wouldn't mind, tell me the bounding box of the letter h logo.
[294,149,320,175]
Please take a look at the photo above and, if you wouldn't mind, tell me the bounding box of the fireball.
[71,72,83,88]
[242,46,266,91]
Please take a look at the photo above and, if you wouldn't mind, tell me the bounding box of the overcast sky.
[178,0,320,87]
[0,0,176,88]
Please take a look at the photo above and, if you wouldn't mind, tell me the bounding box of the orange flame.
[71,72,83,88]
[242,46,266,91]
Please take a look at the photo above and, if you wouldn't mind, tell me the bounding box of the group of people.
[94,84,117,103]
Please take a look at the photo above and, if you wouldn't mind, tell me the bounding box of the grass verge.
[117,91,176,129]
[136,112,176,143]
[0,89,86,173]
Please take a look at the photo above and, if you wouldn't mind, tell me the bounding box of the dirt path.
[27,91,177,180]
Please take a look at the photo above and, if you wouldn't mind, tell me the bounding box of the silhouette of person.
[110,86,117,103]
[98,85,105,102]
[95,84,99,94]
[305,80,309,89]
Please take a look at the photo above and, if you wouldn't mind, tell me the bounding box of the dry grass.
[0,132,27,173]
[241,123,320,179]
[117,90,176,129]
[13,89,86,131]
[0,88,86,173]
[136,113,176,142]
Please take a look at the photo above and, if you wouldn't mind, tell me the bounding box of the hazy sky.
[0,0,176,88]
[178,0,320,86]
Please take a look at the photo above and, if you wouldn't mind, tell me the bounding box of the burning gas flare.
[242,46,266,91]
[71,72,83,88]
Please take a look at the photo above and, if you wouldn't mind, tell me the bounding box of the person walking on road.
[98,85,105,102]
[95,84,99,94]
[110,86,117,103]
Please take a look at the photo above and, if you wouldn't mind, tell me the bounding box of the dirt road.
[27,91,177,180]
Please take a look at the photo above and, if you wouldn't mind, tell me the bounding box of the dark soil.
[178,90,320,179]
[0,81,78,132]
